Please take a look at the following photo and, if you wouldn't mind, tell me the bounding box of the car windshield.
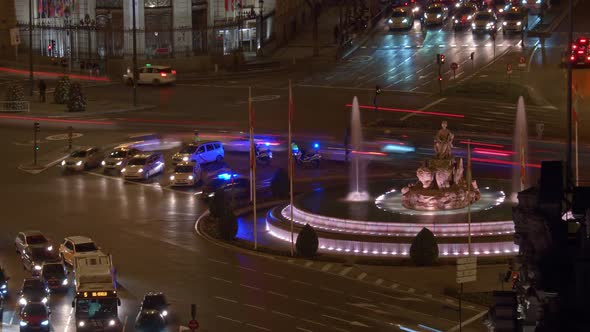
[179,146,197,154]
[23,280,45,294]
[26,235,47,244]
[42,264,64,276]
[77,298,118,319]
[175,166,193,173]
[476,13,492,20]
[75,242,98,252]
[426,7,442,13]
[392,11,407,17]
[23,304,47,316]
[30,247,57,260]
[70,151,88,158]
[128,158,147,166]
[142,295,166,309]
[109,150,128,158]
[505,13,521,20]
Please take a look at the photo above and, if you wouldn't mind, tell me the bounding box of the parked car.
[101,146,142,172]
[19,302,50,332]
[124,65,177,86]
[15,231,54,256]
[170,162,202,187]
[40,262,68,292]
[171,141,224,165]
[59,236,103,266]
[121,152,165,180]
[21,247,60,276]
[60,147,103,171]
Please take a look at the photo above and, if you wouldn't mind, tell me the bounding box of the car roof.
[111,146,137,151]
[21,230,44,237]
[175,161,196,167]
[132,152,161,159]
[23,278,44,286]
[187,140,220,146]
[145,292,165,297]
[64,236,94,244]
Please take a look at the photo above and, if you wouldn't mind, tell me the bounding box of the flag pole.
[467,139,472,255]
[248,87,257,250]
[574,86,579,187]
[289,80,295,256]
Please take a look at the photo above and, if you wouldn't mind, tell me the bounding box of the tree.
[5,83,25,111]
[270,168,290,199]
[54,76,71,104]
[305,0,322,56]
[296,223,319,258]
[216,209,239,241]
[410,227,439,266]
[67,83,86,112]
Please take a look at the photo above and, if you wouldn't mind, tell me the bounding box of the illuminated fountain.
[346,97,370,202]
[511,96,528,202]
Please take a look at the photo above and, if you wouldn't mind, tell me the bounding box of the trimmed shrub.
[410,227,439,266]
[5,83,25,110]
[217,209,238,241]
[209,189,228,218]
[270,168,290,199]
[54,76,71,104]
[67,82,86,112]
[296,224,319,258]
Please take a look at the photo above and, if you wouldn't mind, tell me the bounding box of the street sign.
[9,28,20,46]
[188,319,199,331]
[456,256,477,284]
[451,62,458,70]
[518,56,526,68]
[506,64,513,75]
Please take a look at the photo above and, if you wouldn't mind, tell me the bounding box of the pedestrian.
[38,79,47,103]
[344,126,351,162]
[334,25,340,44]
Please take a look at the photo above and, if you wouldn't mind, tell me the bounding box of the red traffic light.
[438,76,443,81]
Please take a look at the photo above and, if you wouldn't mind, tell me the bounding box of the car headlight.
[108,319,116,326]
[116,161,123,166]
[208,193,215,198]
[455,3,460,7]
[41,320,49,326]
[170,175,175,180]
[162,310,168,317]
[472,23,476,28]
[20,321,28,327]
[413,7,419,12]
[62,279,68,286]
[388,18,393,24]
[517,21,522,26]
[79,321,85,327]
[121,168,126,173]
[41,297,48,304]
[76,161,83,166]
[468,15,472,20]
[138,168,143,173]
[101,160,106,166]
[34,265,42,271]
[19,297,27,305]
[182,156,189,161]
[454,19,458,23]
[503,21,507,25]
[47,245,53,251]
[61,160,66,166]
[499,8,504,12]
[402,18,408,23]
[437,14,441,18]
[1,284,6,289]
[188,175,194,180]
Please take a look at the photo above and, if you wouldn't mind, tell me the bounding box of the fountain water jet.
[511,96,528,202]
[346,97,370,202]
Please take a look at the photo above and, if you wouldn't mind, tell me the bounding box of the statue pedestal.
[402,157,481,211]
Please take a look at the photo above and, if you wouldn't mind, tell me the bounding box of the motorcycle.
[293,149,322,168]
[255,144,273,165]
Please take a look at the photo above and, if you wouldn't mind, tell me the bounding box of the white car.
[171,141,224,165]
[124,65,176,86]
[122,152,165,180]
[472,11,497,33]
[59,236,103,266]
[170,162,202,187]
[424,4,448,26]
[101,146,142,172]
[502,9,527,34]
[15,231,54,256]
[388,8,414,30]
[61,147,103,171]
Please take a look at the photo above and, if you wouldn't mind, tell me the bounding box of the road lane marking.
[272,310,295,318]
[408,288,415,293]
[244,304,265,311]
[292,280,313,286]
[321,287,344,294]
[215,296,238,303]
[296,327,313,332]
[322,315,369,328]
[351,295,370,301]
[321,264,332,272]
[305,261,313,267]
[246,323,271,331]
[264,272,285,279]
[217,315,242,324]
[448,310,489,332]
[339,267,352,276]
[296,298,318,305]
[268,290,288,298]
[121,315,128,332]
[356,272,367,280]
[369,290,424,302]
[302,319,326,326]
[240,284,260,291]
[208,258,229,265]
[375,278,383,285]
[211,276,233,283]
[238,265,257,272]
[400,98,447,121]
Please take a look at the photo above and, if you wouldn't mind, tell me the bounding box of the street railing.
[0,101,30,112]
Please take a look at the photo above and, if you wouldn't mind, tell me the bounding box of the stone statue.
[434,121,454,160]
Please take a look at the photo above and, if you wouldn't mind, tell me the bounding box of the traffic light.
[375,85,381,95]
[51,40,56,50]
[436,53,445,64]
[34,122,40,133]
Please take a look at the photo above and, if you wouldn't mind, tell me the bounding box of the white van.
[171,141,224,165]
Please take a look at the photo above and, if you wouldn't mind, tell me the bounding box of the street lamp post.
[132,0,137,106]
[28,0,33,96]
[258,0,264,51]
[64,13,72,73]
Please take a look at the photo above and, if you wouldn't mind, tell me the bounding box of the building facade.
[13,0,275,64]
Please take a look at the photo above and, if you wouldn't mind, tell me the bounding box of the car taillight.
[160,72,167,77]
[578,50,584,54]
[171,70,176,75]
[573,44,578,49]
[571,56,575,61]
[581,39,587,44]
